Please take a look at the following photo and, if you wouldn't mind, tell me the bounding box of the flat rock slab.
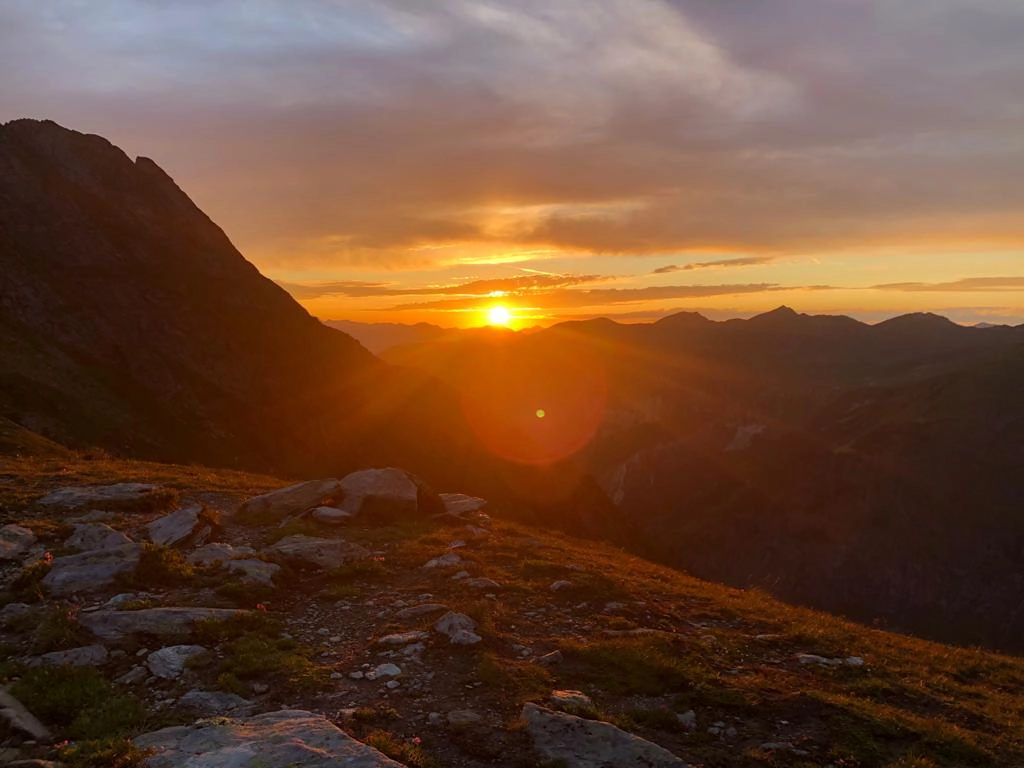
[35,483,163,510]
[238,479,341,522]
[134,709,406,767]
[440,493,488,516]
[41,543,142,596]
[224,558,280,585]
[0,525,36,561]
[65,522,133,551]
[264,535,370,570]
[79,607,250,640]
[147,505,208,548]
[27,644,109,668]
[177,690,255,716]
[522,703,687,768]
[187,543,253,565]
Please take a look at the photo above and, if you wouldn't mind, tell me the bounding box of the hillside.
[382,311,1024,651]
[2,454,1024,767]
[0,119,484,486]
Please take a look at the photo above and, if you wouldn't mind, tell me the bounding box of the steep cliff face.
[0,119,454,476]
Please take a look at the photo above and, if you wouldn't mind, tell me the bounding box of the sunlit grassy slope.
[2,453,1023,767]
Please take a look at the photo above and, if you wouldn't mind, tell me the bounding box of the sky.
[2,1,1023,328]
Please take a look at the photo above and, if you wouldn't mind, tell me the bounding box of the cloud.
[653,257,776,274]
[1,1,1022,269]
[387,283,782,311]
[277,272,606,300]
[872,277,1024,292]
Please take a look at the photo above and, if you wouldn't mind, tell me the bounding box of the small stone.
[550,690,594,711]
[846,656,865,667]
[550,580,573,592]
[310,506,355,524]
[348,671,365,680]
[224,558,280,585]
[439,493,488,516]
[251,682,270,694]
[377,631,429,646]
[372,663,402,679]
[465,577,500,589]
[385,680,400,690]
[147,644,206,679]
[394,603,449,620]
[427,712,444,727]
[677,710,697,730]
[330,672,344,680]
[451,571,470,580]
[177,690,254,716]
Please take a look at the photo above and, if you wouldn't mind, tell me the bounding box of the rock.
[337,468,421,519]
[80,607,250,640]
[465,577,500,589]
[187,542,254,565]
[796,653,855,667]
[134,709,406,767]
[27,644,109,668]
[64,522,133,551]
[846,656,865,667]
[434,611,481,645]
[536,650,564,666]
[439,493,488,516]
[41,543,142,595]
[550,690,595,711]
[0,689,52,741]
[147,644,206,679]
[0,603,34,627]
[423,552,462,569]
[35,483,163,510]
[310,506,355,524]
[377,631,429,646]
[368,663,402,680]
[238,479,342,522]
[116,666,148,685]
[8,760,61,768]
[264,535,370,570]
[103,591,154,608]
[0,525,37,560]
[550,580,573,592]
[522,703,687,767]
[427,712,443,727]
[147,505,210,548]
[178,690,255,716]
[224,558,280,586]
[385,680,400,690]
[465,525,490,538]
[677,710,697,730]
[394,603,449,620]
[447,709,483,726]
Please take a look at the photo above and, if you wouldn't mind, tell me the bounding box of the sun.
[486,305,512,327]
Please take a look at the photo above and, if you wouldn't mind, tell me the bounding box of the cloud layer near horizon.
[2,0,1023,271]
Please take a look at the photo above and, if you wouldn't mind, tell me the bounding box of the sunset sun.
[487,305,512,327]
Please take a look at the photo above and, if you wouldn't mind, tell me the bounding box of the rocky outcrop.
[34,483,162,510]
[79,607,249,640]
[263,535,370,570]
[134,710,406,767]
[147,505,212,548]
[238,479,342,522]
[41,544,142,595]
[0,525,36,561]
[64,523,133,551]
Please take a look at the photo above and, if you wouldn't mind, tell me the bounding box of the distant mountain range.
[382,307,1024,650]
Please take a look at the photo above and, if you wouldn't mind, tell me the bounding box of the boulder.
[35,483,162,510]
[27,644,109,668]
[237,479,342,522]
[310,506,355,524]
[263,535,370,570]
[134,709,406,767]
[40,543,142,596]
[79,607,250,640]
[147,505,211,548]
[522,703,687,767]
[0,525,36,561]
[224,558,280,586]
[147,645,206,679]
[64,522,133,551]
[337,468,422,519]
[0,689,51,741]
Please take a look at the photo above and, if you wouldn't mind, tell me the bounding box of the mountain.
[2,455,1024,767]
[0,119,479,484]
[382,308,1024,651]
[323,319,453,355]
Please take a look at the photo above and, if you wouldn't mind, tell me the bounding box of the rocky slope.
[2,455,1024,767]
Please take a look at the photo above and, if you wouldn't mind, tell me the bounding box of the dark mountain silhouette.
[0,119,619,537]
[385,308,1024,651]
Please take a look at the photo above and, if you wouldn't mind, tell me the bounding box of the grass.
[58,738,152,768]
[364,731,439,768]
[29,602,92,653]
[557,635,704,697]
[10,558,51,600]
[120,543,196,588]
[9,666,146,740]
